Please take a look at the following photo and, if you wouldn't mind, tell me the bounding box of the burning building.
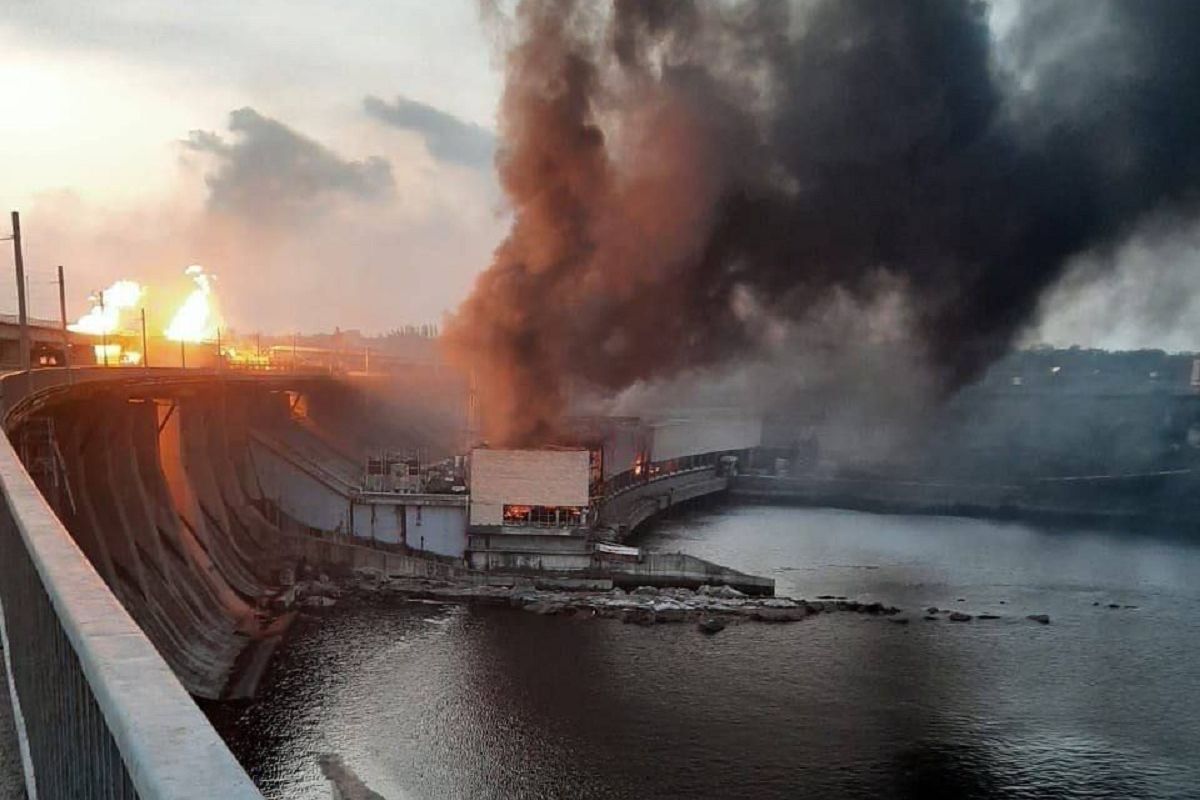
[468,446,594,534]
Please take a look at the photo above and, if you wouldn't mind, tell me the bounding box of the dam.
[0,361,770,797]
[0,344,1198,797]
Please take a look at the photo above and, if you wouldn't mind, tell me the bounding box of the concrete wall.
[278,531,475,582]
[404,504,467,558]
[609,553,773,595]
[252,439,352,534]
[599,467,729,534]
[255,441,470,556]
[351,502,405,545]
[469,448,590,527]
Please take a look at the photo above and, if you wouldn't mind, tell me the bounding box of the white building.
[468,447,592,534]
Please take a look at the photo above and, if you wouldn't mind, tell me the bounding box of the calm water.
[210,505,1200,799]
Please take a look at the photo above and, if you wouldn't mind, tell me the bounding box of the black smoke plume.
[446,0,1200,446]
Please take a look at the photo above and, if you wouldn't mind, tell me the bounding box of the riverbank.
[730,472,1200,527]
[291,568,1073,632]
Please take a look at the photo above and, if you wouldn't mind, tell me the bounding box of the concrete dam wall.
[7,378,324,699]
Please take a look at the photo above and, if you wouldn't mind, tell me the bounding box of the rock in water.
[949,612,972,622]
[698,584,744,599]
[751,607,807,622]
[319,754,387,800]
[622,608,656,626]
[523,601,565,616]
[1027,614,1051,625]
[698,618,726,635]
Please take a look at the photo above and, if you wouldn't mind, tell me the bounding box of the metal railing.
[0,375,262,799]
[599,451,722,498]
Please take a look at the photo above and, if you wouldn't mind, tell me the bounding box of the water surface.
[211,504,1200,799]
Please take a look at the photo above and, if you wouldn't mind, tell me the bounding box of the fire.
[92,343,142,366]
[68,280,143,335]
[221,347,269,367]
[164,265,218,343]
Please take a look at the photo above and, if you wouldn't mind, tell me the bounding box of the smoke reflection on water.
[209,505,1200,800]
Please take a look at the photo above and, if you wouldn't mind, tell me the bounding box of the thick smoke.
[445,0,1200,446]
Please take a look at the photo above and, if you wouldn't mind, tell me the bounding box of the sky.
[1,0,1197,350]
[0,0,506,334]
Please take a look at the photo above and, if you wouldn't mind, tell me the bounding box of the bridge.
[0,366,343,799]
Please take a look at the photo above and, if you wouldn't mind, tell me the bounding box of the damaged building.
[468,446,596,534]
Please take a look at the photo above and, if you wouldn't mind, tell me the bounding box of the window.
[502,504,587,529]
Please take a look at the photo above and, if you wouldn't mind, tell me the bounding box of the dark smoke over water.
[445,0,1200,446]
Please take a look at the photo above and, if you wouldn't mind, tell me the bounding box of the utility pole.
[180,339,186,369]
[56,265,70,372]
[216,327,221,370]
[9,212,30,372]
[140,308,149,368]
[292,333,297,371]
[98,290,108,367]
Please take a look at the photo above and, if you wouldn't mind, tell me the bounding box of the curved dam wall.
[3,371,346,701]
[0,368,265,799]
[0,367,477,797]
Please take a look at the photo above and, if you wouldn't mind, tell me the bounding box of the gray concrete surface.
[0,645,27,800]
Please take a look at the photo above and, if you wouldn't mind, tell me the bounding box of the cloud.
[183,107,394,223]
[364,94,494,169]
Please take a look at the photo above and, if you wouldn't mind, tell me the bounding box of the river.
[208,503,1200,799]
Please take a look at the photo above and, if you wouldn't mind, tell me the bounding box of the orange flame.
[68,280,143,335]
[164,265,218,343]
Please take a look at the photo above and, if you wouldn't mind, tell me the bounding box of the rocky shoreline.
[285,567,900,626]
[284,567,1065,632]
